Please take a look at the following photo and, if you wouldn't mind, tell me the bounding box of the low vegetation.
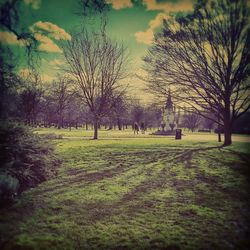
[0,123,60,205]
[0,129,249,249]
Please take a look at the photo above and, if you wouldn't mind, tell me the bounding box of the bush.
[40,133,63,140]
[0,121,61,205]
[0,174,19,201]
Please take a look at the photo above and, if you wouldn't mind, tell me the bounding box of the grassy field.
[0,128,250,249]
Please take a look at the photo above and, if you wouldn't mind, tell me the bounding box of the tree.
[50,76,73,129]
[201,112,216,131]
[144,103,162,129]
[0,0,38,66]
[184,112,201,132]
[143,0,250,146]
[0,1,60,201]
[131,104,145,124]
[107,94,128,130]
[0,45,19,119]
[0,0,40,120]
[63,29,128,139]
[77,0,109,17]
[20,73,43,126]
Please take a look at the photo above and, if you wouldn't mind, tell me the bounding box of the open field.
[0,128,250,249]
[34,127,250,143]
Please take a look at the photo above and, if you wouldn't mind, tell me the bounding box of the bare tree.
[63,29,128,139]
[143,0,250,146]
[131,104,145,124]
[184,112,201,132]
[20,73,43,126]
[50,76,74,129]
[77,0,109,16]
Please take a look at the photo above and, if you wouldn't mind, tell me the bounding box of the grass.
[0,128,250,249]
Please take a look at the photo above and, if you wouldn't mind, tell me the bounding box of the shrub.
[0,174,19,201]
[40,133,63,140]
[0,121,61,205]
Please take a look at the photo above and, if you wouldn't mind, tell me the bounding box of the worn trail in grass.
[0,136,250,249]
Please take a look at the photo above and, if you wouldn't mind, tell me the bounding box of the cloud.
[149,12,169,29]
[135,13,169,44]
[134,29,154,45]
[23,0,41,10]
[106,0,132,10]
[31,21,71,40]
[34,33,62,53]
[19,68,55,83]
[0,31,25,46]
[29,21,71,53]
[135,0,193,45]
[143,0,193,13]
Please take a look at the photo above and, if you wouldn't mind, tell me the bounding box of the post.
[175,129,182,140]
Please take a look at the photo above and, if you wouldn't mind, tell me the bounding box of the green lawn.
[0,129,250,249]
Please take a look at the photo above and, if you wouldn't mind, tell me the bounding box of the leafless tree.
[63,29,128,139]
[20,73,43,126]
[143,0,250,146]
[50,76,74,129]
[77,0,109,17]
[106,94,128,130]
[184,112,201,132]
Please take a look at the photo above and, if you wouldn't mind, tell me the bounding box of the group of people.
[133,122,145,134]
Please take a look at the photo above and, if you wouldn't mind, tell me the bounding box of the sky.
[0,0,195,103]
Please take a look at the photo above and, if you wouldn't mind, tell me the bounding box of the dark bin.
[175,129,182,140]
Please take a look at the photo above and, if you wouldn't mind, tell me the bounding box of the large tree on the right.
[143,0,250,146]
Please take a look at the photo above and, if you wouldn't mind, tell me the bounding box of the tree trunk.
[223,121,232,146]
[218,130,221,142]
[217,115,221,142]
[223,102,232,146]
[117,118,122,130]
[93,119,98,140]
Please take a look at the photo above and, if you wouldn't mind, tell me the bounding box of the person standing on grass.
[140,122,145,134]
[134,122,139,134]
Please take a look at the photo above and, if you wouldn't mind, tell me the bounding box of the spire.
[165,89,173,111]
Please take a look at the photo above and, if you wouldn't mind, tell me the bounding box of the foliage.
[0,174,19,202]
[19,73,44,126]
[39,133,63,140]
[0,122,60,204]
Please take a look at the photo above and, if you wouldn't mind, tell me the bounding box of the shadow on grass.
[1,141,250,249]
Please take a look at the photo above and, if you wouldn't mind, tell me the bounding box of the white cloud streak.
[135,0,193,45]
[29,21,71,53]
[135,13,169,45]
[0,31,25,46]
[143,0,193,12]
[106,0,133,10]
[31,21,71,40]
[34,33,62,53]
